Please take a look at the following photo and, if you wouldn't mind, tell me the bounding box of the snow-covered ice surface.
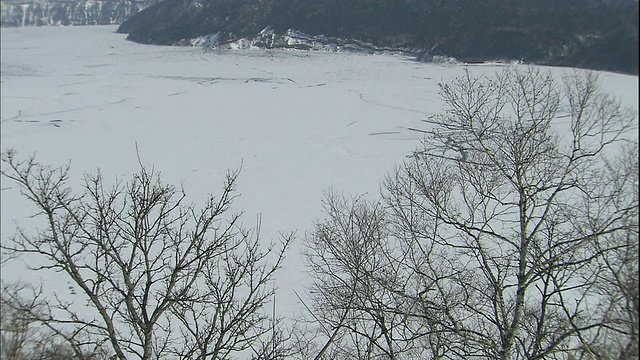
[2,26,638,326]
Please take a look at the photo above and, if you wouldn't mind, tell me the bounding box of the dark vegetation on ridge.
[117,0,639,74]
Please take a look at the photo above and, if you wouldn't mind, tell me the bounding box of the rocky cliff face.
[1,0,159,27]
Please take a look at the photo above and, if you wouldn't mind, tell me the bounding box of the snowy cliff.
[1,0,159,27]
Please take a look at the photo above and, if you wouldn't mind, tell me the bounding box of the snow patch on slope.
[182,27,458,61]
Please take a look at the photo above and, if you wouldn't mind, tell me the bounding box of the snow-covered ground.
[1,25,638,322]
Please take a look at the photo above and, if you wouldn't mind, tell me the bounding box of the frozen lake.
[2,25,638,323]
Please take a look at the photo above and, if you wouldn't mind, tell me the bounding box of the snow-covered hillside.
[1,25,638,334]
[1,0,158,27]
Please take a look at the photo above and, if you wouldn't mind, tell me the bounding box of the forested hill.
[117,0,639,75]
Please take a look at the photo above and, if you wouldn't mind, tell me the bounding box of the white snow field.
[1,25,638,336]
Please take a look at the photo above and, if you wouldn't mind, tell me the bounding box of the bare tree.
[1,283,40,360]
[382,67,637,359]
[1,282,55,360]
[304,67,638,359]
[301,190,424,360]
[585,144,639,360]
[1,150,292,359]
[169,217,292,359]
[1,281,110,360]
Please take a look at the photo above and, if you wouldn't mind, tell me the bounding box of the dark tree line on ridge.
[117,0,638,74]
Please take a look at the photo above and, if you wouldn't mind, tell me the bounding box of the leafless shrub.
[1,150,292,359]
